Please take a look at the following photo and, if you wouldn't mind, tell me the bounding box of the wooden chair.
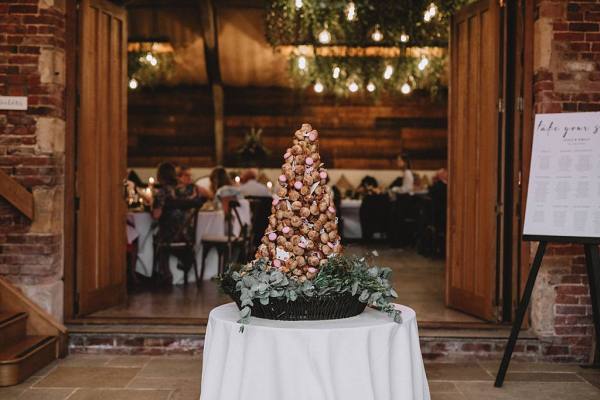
[200,199,250,280]
[245,196,273,256]
[154,198,205,287]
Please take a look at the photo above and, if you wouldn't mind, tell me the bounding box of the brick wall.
[530,0,597,362]
[0,0,67,320]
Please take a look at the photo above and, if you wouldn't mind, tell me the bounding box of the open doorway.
[67,0,530,327]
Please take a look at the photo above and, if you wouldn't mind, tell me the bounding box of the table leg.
[495,241,547,387]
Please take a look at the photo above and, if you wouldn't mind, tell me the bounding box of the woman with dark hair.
[210,166,241,208]
[152,162,201,283]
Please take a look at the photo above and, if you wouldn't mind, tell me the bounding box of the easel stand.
[495,239,600,387]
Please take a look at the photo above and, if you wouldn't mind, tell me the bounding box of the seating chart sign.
[523,112,600,240]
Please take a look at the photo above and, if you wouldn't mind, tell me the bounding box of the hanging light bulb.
[128,78,138,89]
[400,33,410,43]
[313,81,324,93]
[401,83,412,94]
[428,3,437,17]
[145,52,154,62]
[295,0,303,9]
[149,56,158,66]
[424,10,432,22]
[366,82,376,92]
[383,65,394,80]
[318,27,332,44]
[297,55,307,70]
[332,66,341,79]
[371,26,383,42]
[348,80,359,93]
[345,2,356,21]
[418,57,429,71]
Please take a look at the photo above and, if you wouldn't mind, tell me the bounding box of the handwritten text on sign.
[523,112,600,239]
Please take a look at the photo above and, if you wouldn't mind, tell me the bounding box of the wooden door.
[447,0,502,321]
[76,0,128,315]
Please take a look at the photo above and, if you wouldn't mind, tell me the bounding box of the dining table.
[126,199,251,285]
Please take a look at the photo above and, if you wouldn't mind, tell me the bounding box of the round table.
[200,303,430,400]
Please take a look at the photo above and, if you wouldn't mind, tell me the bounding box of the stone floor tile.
[139,358,201,379]
[168,388,201,400]
[577,370,600,390]
[458,381,600,400]
[105,356,152,368]
[478,360,582,374]
[58,354,113,367]
[0,388,24,400]
[16,388,75,400]
[127,377,199,391]
[34,366,140,388]
[430,393,467,400]
[68,388,172,400]
[425,363,493,381]
[503,372,583,382]
[429,381,459,393]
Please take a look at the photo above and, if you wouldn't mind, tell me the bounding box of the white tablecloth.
[200,303,430,400]
[127,198,252,285]
[341,199,362,239]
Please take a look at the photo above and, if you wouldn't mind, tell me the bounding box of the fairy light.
[418,57,429,71]
[266,181,273,190]
[295,0,303,9]
[400,33,409,43]
[345,2,356,21]
[148,177,155,185]
[235,176,241,184]
[383,65,393,80]
[332,66,341,79]
[347,80,359,93]
[401,83,412,94]
[149,57,158,66]
[318,27,332,44]
[366,82,376,92]
[145,53,154,62]
[297,55,307,70]
[128,78,138,90]
[313,81,324,93]
[428,2,437,17]
[371,26,383,42]
[424,10,432,22]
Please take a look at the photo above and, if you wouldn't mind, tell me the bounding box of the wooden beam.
[199,0,224,164]
[0,170,33,220]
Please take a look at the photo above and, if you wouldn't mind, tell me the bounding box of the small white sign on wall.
[0,96,28,110]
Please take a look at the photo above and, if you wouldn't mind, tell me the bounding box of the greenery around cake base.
[221,255,402,325]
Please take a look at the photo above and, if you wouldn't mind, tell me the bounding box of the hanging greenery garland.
[127,42,175,89]
[265,0,470,97]
[265,0,470,47]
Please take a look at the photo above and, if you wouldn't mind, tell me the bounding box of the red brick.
[554,32,585,41]
[569,22,599,31]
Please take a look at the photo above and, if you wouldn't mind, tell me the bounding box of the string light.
[148,177,155,185]
[371,26,383,42]
[313,81,324,93]
[332,66,341,79]
[428,3,437,17]
[418,57,429,71]
[366,82,376,92]
[235,176,241,184]
[400,33,410,43]
[297,55,307,70]
[383,65,393,80]
[128,78,138,89]
[318,27,332,44]
[267,181,273,190]
[347,80,359,93]
[345,2,356,21]
[401,83,412,94]
[295,0,303,9]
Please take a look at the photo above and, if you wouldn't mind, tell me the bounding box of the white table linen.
[200,303,430,400]
[127,199,252,285]
[341,199,362,239]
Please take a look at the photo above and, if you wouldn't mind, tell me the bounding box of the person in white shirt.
[391,156,414,194]
[238,168,272,198]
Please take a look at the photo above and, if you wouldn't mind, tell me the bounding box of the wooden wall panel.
[128,86,448,170]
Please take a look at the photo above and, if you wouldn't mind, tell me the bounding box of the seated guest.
[195,175,213,199]
[390,156,414,194]
[178,165,211,199]
[356,175,380,197]
[152,162,201,283]
[238,168,272,198]
[210,166,241,209]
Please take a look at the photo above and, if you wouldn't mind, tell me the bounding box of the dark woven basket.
[221,276,367,321]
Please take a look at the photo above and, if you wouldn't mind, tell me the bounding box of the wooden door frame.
[64,0,78,320]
